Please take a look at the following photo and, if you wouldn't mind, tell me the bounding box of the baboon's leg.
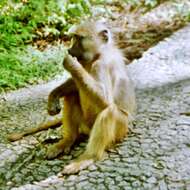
[114,109,129,142]
[62,104,128,174]
[7,116,62,142]
[46,95,83,159]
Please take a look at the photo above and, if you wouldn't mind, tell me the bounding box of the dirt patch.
[111,0,190,62]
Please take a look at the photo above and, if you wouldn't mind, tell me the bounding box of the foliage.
[0,50,61,92]
[0,1,55,49]
[0,0,91,92]
[0,0,91,50]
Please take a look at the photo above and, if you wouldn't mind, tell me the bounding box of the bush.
[0,0,91,92]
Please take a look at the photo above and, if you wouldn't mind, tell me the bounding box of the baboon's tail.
[7,115,62,141]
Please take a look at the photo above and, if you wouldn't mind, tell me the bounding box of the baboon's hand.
[63,54,81,71]
[47,97,61,116]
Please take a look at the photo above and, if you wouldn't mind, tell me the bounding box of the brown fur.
[8,21,136,174]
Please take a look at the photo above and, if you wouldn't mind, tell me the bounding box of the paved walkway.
[0,25,190,190]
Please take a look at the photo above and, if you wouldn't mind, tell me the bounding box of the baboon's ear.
[98,29,109,43]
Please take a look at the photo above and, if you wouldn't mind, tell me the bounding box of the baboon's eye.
[69,37,76,48]
[69,35,83,48]
[74,35,84,40]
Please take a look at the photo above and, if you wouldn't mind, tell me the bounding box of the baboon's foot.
[7,133,24,141]
[62,159,94,174]
[46,140,72,159]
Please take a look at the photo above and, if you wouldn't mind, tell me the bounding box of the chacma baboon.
[8,21,136,174]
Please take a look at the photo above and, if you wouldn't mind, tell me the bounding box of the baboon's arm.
[48,78,77,115]
[49,78,77,98]
[63,55,109,109]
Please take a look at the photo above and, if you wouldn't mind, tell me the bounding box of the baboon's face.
[68,34,99,63]
[68,22,110,63]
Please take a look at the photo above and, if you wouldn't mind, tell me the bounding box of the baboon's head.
[68,21,112,63]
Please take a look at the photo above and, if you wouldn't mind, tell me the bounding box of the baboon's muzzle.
[68,38,83,60]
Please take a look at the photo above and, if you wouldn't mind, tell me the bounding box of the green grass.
[0,0,91,92]
[0,50,62,93]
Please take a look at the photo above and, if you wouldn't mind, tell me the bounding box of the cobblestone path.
[0,25,190,190]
